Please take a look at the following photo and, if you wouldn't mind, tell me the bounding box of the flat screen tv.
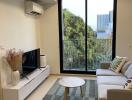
[22,48,40,75]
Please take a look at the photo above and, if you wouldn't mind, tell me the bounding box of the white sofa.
[96,61,132,100]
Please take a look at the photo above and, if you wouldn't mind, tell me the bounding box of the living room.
[0,0,132,100]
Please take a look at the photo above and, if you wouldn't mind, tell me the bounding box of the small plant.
[5,49,23,71]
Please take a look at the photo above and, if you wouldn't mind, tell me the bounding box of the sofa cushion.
[121,61,132,74]
[124,64,132,78]
[109,56,128,73]
[98,84,123,100]
[96,69,122,76]
[97,76,127,85]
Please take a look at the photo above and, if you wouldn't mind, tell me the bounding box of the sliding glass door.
[87,0,114,71]
[58,0,116,73]
[62,0,86,71]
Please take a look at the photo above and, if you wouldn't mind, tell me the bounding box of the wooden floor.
[27,74,96,100]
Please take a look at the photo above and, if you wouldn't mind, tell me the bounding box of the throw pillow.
[121,61,132,74]
[124,64,132,78]
[109,56,128,73]
[124,79,132,89]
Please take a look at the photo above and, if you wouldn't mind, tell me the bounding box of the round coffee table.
[59,77,85,100]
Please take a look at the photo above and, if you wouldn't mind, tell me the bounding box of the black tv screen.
[22,48,40,74]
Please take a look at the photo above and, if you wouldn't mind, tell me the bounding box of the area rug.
[43,79,98,100]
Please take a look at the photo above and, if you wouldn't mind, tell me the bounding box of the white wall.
[0,0,41,51]
[0,0,41,99]
[40,5,60,74]
[116,0,132,60]
[40,0,132,74]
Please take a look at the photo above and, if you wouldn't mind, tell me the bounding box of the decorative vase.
[11,70,20,86]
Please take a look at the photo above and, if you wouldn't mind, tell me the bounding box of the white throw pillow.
[124,64,132,78]
[121,61,132,74]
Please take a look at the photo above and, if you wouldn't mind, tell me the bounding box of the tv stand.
[3,65,50,100]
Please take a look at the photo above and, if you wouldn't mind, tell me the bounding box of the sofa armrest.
[107,89,132,100]
[100,61,111,69]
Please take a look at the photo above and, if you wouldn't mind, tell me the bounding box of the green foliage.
[63,9,85,40]
[63,9,112,70]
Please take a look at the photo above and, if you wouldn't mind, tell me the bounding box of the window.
[58,0,117,74]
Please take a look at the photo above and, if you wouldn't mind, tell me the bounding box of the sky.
[62,0,113,31]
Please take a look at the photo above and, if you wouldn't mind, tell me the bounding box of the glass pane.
[62,0,86,71]
[87,0,114,70]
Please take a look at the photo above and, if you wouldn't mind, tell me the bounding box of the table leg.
[80,86,83,97]
[64,87,69,100]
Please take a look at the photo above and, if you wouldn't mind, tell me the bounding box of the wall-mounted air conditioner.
[25,1,44,16]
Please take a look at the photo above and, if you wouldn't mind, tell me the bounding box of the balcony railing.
[63,39,112,70]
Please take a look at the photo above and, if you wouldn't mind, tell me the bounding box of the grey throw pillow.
[124,64,132,78]
[121,61,132,74]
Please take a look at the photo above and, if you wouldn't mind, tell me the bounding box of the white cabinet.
[3,65,50,100]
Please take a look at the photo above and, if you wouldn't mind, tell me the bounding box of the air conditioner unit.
[25,1,43,15]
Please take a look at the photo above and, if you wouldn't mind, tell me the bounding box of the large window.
[58,0,117,74]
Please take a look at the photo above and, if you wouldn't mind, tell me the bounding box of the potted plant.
[5,48,23,86]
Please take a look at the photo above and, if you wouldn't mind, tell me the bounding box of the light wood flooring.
[27,74,96,100]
